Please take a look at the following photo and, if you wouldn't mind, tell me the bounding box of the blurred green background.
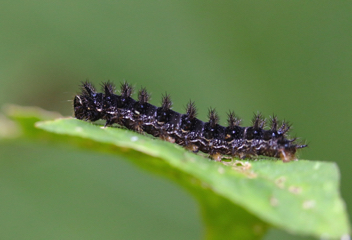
[1,1,351,239]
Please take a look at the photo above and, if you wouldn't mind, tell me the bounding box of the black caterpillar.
[73,81,307,162]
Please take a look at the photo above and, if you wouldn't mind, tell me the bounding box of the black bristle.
[185,100,197,119]
[81,81,96,96]
[260,119,266,129]
[270,115,278,131]
[252,113,265,129]
[120,81,133,98]
[294,138,308,149]
[208,108,219,127]
[161,93,172,110]
[138,87,150,104]
[227,111,241,128]
[102,81,116,96]
[278,121,291,135]
[297,144,308,149]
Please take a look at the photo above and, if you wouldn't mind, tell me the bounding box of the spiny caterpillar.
[73,81,307,162]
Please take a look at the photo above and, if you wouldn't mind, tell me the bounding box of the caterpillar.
[73,81,307,162]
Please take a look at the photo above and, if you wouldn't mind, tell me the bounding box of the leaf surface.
[4,105,350,239]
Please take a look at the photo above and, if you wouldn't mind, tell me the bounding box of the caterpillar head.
[73,82,103,121]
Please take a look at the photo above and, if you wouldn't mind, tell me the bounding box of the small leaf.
[35,118,350,239]
[5,105,351,239]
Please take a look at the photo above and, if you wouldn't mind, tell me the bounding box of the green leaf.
[5,105,351,239]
